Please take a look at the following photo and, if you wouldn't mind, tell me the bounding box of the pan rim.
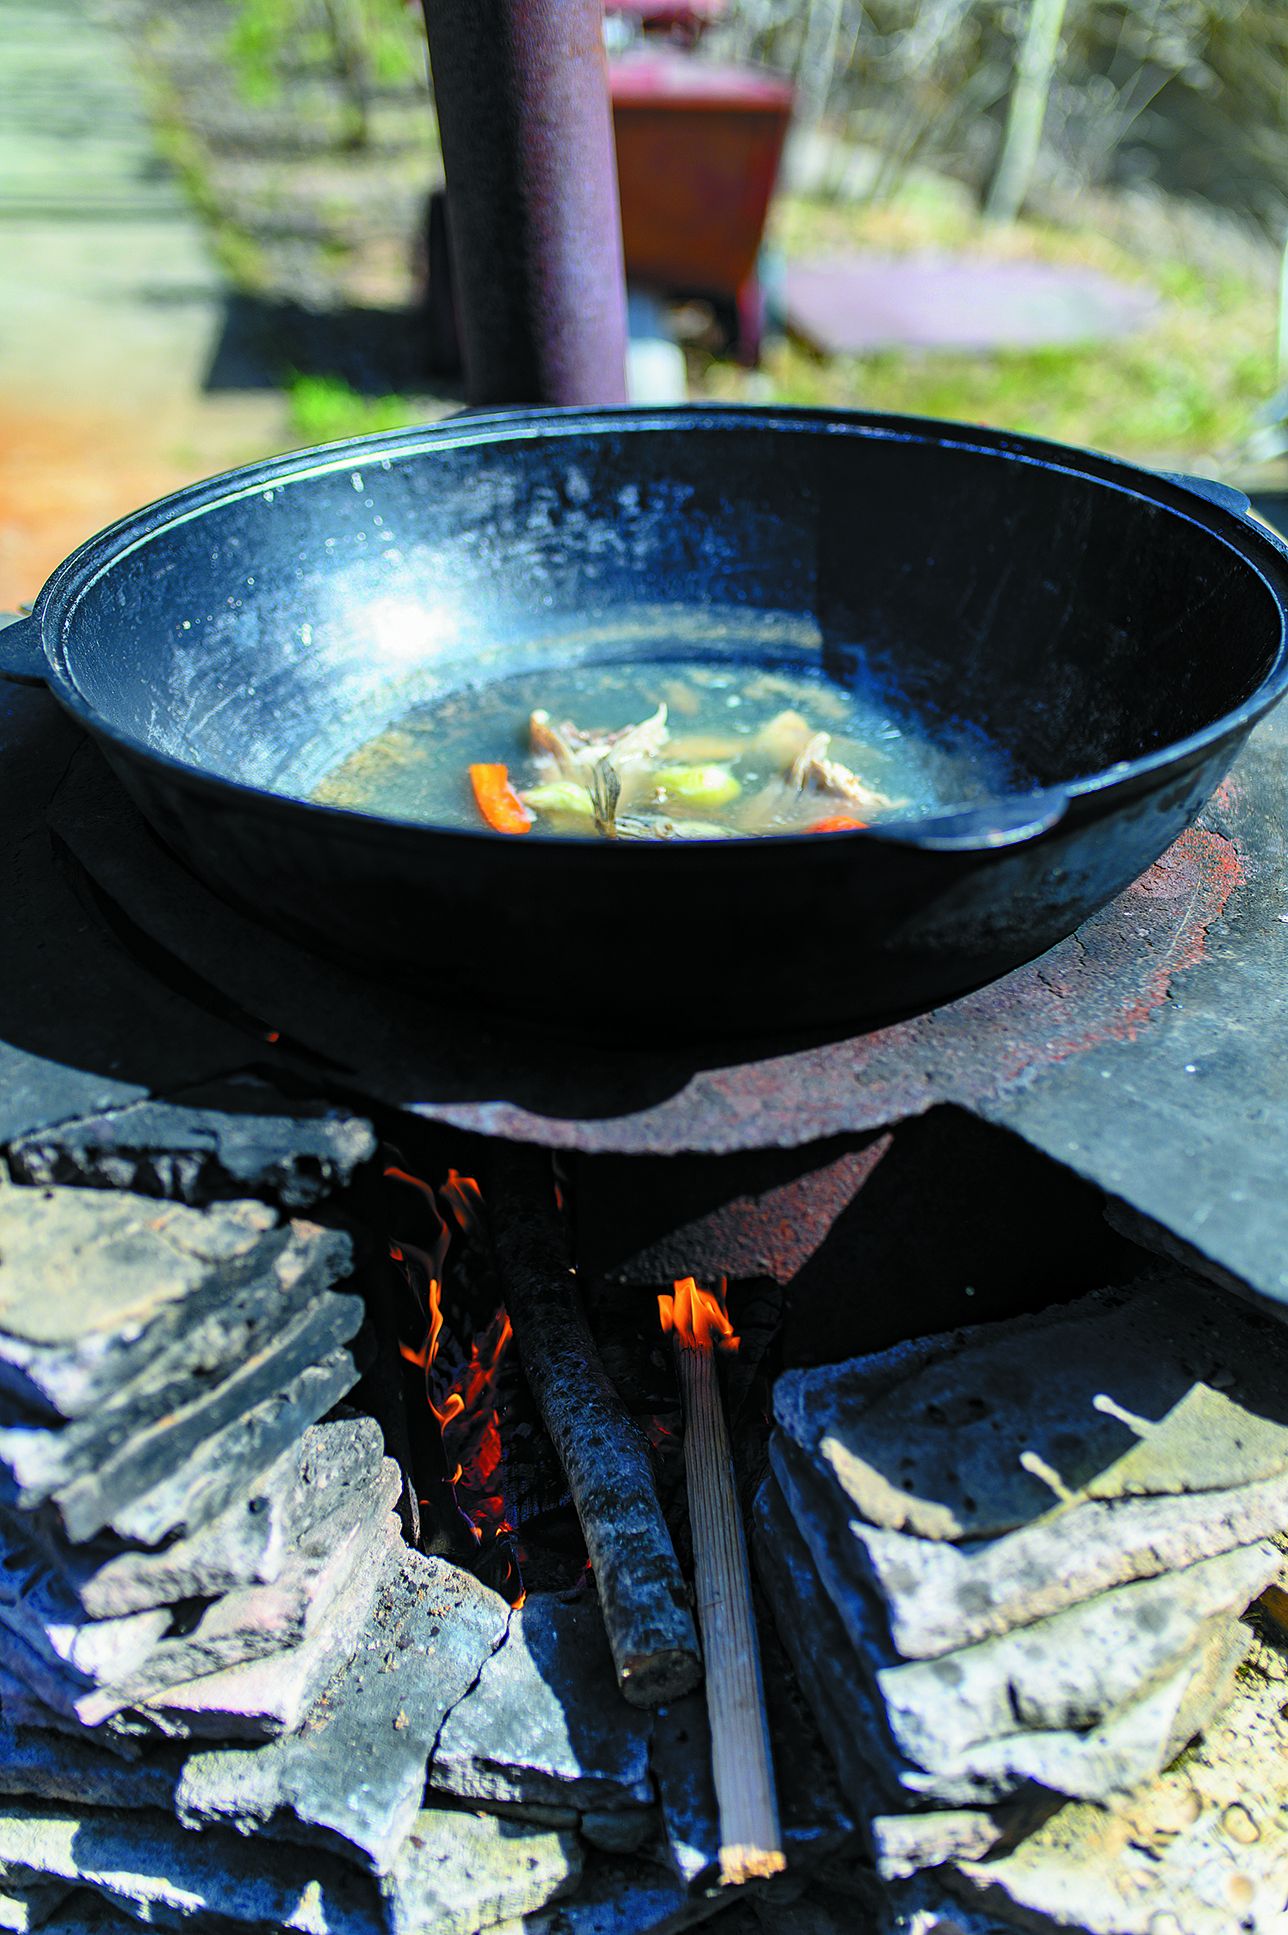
[26,404,1288,855]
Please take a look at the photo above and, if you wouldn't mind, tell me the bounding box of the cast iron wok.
[3,406,1287,1038]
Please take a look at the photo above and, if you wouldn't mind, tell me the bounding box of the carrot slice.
[469,763,534,835]
[809,813,868,833]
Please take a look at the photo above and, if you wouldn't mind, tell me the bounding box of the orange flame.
[441,1170,484,1235]
[386,1166,520,1599]
[658,1276,739,1352]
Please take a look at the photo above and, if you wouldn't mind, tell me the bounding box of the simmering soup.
[313,659,1019,840]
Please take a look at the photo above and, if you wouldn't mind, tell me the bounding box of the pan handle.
[0,613,46,687]
[1162,472,1255,520]
[872,784,1071,854]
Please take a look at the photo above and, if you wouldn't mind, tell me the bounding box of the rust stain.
[1022,826,1244,1069]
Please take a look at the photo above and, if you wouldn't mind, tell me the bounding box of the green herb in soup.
[312,662,1013,839]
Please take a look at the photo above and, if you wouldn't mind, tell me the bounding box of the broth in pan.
[313,660,1019,839]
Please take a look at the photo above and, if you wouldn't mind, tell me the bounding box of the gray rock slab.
[880,1871,1019,1935]
[0,1719,179,1814]
[139,1517,394,1744]
[8,1079,376,1211]
[51,1414,388,1619]
[1,1286,364,1539]
[898,1618,1251,1808]
[12,1226,354,1470]
[0,1880,75,1932]
[73,1479,403,1725]
[381,1808,581,1935]
[578,1810,656,1855]
[870,1807,1030,1885]
[520,1857,710,1934]
[774,1281,1288,1547]
[878,1547,1276,1774]
[176,1545,510,1872]
[754,1462,1222,1826]
[0,1185,280,1420]
[752,1471,908,1817]
[844,1463,1288,1662]
[771,1436,1280,1766]
[93,1340,370,1548]
[944,1623,1288,1935]
[430,1592,654,1817]
[0,1799,381,1934]
[0,1524,169,1698]
[19,1896,143,1935]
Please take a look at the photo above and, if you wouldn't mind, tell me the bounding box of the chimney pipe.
[423,0,631,408]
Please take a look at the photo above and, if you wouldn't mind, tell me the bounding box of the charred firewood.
[489,1141,702,1708]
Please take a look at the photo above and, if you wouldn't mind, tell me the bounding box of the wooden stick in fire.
[662,1277,786,1887]
[489,1141,702,1707]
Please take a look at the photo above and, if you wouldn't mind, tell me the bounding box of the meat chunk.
[788,732,901,815]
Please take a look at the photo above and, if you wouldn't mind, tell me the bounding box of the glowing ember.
[658,1276,739,1353]
[386,1166,520,1597]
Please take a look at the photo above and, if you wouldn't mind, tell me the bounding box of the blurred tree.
[716,0,1286,238]
[226,0,425,149]
[985,0,1072,220]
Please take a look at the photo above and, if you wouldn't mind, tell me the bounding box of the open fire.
[385,1164,523,1600]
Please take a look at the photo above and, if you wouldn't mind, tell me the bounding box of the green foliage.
[287,374,424,444]
[225,0,424,143]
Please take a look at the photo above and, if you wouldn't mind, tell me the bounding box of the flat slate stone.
[176,1545,511,1872]
[381,1809,581,1935]
[945,1621,1288,1934]
[0,1527,170,1700]
[753,1470,907,1818]
[878,1547,1275,1775]
[0,1184,281,1419]
[753,1473,1219,1853]
[139,1521,393,1744]
[2,1222,352,1473]
[844,1465,1288,1662]
[771,1437,1279,1766]
[0,1799,381,1934]
[45,1473,402,1726]
[0,1719,179,1814]
[775,1280,1288,1549]
[519,1855,719,1933]
[431,1592,653,1818]
[16,1897,141,1935]
[82,1340,370,1548]
[897,1618,1251,1808]
[0,1878,75,1932]
[8,1077,376,1210]
[0,1281,363,1539]
[51,1414,388,1619]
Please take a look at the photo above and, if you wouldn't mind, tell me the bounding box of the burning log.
[488,1142,701,1707]
[661,1278,785,1887]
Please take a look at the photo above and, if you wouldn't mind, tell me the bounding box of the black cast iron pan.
[3,406,1287,1037]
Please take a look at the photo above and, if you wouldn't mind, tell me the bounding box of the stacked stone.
[0,1107,738,1935]
[753,1275,1288,1929]
[0,1175,402,1746]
